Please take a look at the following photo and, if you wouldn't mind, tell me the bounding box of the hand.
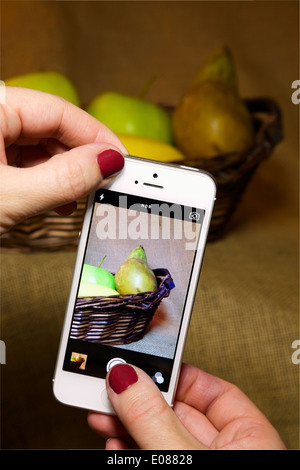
[88,363,286,450]
[0,87,127,234]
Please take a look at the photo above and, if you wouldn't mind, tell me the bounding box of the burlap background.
[0,1,299,449]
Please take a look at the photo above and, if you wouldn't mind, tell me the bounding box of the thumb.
[0,144,124,232]
[106,363,205,450]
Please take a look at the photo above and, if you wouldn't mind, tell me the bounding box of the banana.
[117,133,185,163]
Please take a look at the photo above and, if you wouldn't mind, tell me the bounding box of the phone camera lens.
[135,180,138,184]
[153,173,158,178]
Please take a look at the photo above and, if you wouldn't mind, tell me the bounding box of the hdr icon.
[0,340,6,364]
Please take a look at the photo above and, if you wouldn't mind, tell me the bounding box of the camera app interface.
[63,189,204,392]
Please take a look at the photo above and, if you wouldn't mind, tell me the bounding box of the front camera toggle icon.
[152,371,164,384]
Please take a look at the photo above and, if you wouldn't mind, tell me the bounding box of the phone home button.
[106,357,127,372]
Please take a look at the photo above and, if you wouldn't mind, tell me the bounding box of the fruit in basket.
[115,246,157,295]
[116,133,184,163]
[5,71,80,105]
[81,256,116,289]
[172,81,254,159]
[78,282,119,297]
[188,46,238,94]
[71,354,82,363]
[86,91,173,143]
[172,47,254,159]
[127,245,147,262]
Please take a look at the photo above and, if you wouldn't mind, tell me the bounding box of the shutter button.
[106,357,127,372]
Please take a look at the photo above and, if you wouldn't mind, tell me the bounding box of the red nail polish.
[97,149,124,178]
[108,364,138,394]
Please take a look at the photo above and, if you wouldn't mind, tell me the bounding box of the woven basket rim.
[75,267,175,309]
[71,268,175,345]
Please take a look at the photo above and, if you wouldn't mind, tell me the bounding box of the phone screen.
[62,188,204,393]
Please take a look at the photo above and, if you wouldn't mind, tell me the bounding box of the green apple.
[78,282,119,298]
[5,71,80,106]
[81,256,116,289]
[86,91,173,143]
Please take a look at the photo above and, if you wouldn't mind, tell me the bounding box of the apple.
[78,282,119,298]
[81,256,116,289]
[5,71,80,106]
[86,91,173,143]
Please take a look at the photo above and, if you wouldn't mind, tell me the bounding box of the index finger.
[2,86,128,152]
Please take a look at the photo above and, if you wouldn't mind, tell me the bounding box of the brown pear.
[172,47,254,159]
[188,46,238,94]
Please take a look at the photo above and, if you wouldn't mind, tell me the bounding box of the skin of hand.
[0,86,127,234]
[88,363,286,450]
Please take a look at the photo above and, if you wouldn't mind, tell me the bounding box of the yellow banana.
[117,133,185,163]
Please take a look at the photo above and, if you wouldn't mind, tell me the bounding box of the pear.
[188,46,238,94]
[126,245,147,262]
[114,246,157,295]
[172,47,254,159]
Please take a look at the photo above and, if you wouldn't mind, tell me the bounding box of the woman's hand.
[88,363,286,450]
[0,86,126,233]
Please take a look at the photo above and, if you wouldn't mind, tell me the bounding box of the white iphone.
[53,155,216,414]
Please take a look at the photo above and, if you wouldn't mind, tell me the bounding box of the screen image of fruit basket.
[69,190,203,361]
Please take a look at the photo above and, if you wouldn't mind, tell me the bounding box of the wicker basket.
[0,198,87,252]
[0,97,282,251]
[70,268,175,345]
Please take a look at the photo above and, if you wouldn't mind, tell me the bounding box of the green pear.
[114,246,157,295]
[126,245,147,262]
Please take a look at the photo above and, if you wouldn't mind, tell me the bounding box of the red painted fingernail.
[97,149,124,178]
[108,364,138,394]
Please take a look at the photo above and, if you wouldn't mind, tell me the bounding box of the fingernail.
[108,363,138,394]
[97,149,124,178]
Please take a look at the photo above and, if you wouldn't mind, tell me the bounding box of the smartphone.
[53,155,216,414]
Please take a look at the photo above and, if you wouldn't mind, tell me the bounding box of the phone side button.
[101,388,115,413]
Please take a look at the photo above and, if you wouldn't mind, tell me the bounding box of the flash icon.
[99,194,104,201]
